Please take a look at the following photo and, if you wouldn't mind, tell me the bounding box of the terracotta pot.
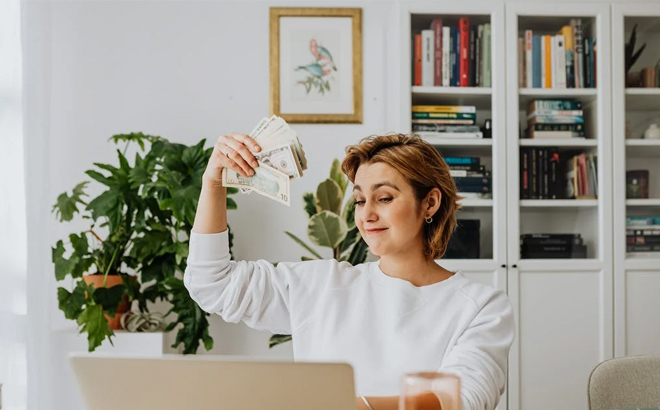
[83,274,131,330]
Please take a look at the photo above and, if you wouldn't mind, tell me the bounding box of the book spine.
[482,24,491,87]
[475,25,482,86]
[442,26,451,86]
[561,25,575,88]
[584,37,591,89]
[414,34,422,86]
[520,148,530,199]
[532,35,541,88]
[574,18,584,88]
[469,25,477,87]
[432,19,443,86]
[422,30,434,87]
[528,100,582,111]
[525,30,533,88]
[555,34,566,88]
[411,119,476,125]
[544,35,552,88]
[453,27,460,86]
[412,105,477,113]
[531,147,538,199]
[459,17,470,87]
[412,112,476,120]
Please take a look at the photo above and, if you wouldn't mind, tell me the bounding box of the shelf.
[625,88,660,111]
[520,199,598,208]
[625,253,660,270]
[625,139,660,157]
[412,86,492,110]
[516,258,603,271]
[626,199,660,207]
[457,199,493,208]
[519,138,598,148]
[518,88,598,110]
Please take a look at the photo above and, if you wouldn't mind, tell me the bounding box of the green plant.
[269,159,368,348]
[626,23,647,75]
[52,132,237,353]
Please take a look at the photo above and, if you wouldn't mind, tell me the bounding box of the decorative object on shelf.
[625,24,646,86]
[642,66,658,88]
[643,123,660,139]
[482,119,493,139]
[121,311,165,333]
[625,119,634,139]
[626,170,650,199]
[52,133,237,353]
[269,7,362,123]
[270,159,369,348]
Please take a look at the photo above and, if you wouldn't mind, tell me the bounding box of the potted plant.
[269,159,369,348]
[52,132,238,353]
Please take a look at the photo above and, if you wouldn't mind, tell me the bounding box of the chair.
[588,355,660,410]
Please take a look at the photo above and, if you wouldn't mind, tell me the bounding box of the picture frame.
[269,7,363,124]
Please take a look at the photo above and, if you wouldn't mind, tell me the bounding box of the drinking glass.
[399,372,461,410]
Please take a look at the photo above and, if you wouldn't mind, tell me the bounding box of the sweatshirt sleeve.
[184,231,296,334]
[438,289,515,410]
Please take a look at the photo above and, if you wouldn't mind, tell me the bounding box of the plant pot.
[83,274,131,330]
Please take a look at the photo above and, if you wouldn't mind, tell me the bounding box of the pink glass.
[399,372,461,410]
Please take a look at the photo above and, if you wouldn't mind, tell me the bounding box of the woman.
[185,133,515,410]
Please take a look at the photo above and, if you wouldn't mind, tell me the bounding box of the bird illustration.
[310,39,337,71]
[295,63,326,78]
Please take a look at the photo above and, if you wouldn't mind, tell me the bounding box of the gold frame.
[269,7,363,124]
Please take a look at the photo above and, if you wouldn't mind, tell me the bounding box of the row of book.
[524,99,586,139]
[519,149,597,200]
[517,19,596,89]
[520,233,587,259]
[446,156,492,199]
[412,105,483,139]
[412,18,492,87]
[627,216,660,253]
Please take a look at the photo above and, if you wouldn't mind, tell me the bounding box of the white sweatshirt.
[184,231,515,410]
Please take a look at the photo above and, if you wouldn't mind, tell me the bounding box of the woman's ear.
[424,188,442,217]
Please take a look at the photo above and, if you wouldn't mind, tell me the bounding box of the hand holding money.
[221,116,307,206]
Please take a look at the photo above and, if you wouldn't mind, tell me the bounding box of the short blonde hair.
[341,134,462,259]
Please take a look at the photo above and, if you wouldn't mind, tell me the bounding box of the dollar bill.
[238,143,302,194]
[223,162,290,206]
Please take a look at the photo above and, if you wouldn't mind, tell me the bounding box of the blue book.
[532,35,542,88]
[453,27,460,87]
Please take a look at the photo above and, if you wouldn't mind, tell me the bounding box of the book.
[412,105,476,113]
[421,29,434,87]
[432,18,443,86]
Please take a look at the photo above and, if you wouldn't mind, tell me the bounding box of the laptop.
[69,353,357,410]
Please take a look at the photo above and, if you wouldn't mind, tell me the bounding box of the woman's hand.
[203,133,262,186]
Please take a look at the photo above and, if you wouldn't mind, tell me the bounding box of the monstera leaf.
[308,210,348,249]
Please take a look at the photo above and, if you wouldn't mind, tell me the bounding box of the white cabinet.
[611,2,660,359]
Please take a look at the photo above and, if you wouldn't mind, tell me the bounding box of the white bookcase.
[611,2,660,359]
[505,4,613,410]
[396,2,630,410]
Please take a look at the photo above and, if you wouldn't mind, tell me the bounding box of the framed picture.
[270,7,362,124]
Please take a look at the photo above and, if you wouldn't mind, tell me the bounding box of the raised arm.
[192,133,261,234]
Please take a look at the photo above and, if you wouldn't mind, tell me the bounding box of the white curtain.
[0,0,28,409]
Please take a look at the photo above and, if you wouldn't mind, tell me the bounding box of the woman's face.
[352,162,425,257]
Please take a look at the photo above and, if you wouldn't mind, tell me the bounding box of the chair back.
[588,355,660,410]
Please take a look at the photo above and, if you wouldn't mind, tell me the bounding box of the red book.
[414,34,422,86]
[459,17,470,87]
[432,19,443,86]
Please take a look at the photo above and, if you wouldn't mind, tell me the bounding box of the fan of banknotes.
[221,115,308,206]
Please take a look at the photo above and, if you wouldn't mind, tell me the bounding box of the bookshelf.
[505,4,612,410]
[400,1,507,280]
[396,3,660,410]
[612,2,660,361]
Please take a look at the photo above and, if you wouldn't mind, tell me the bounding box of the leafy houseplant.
[269,159,369,348]
[52,132,238,353]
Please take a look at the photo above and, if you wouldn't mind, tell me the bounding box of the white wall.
[25,1,396,408]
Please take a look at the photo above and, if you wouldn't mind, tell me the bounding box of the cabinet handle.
[501,264,506,268]
[512,264,518,268]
